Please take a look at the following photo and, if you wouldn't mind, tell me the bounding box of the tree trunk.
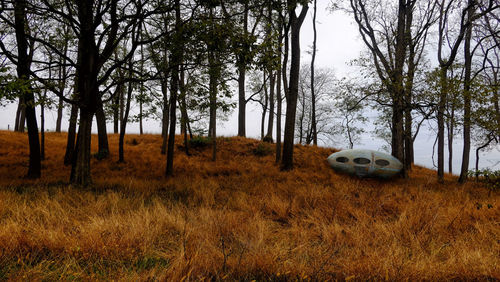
[56,44,68,133]
[166,65,178,176]
[17,100,26,133]
[261,71,268,140]
[95,96,109,159]
[265,72,275,142]
[459,1,474,183]
[238,64,246,137]
[70,0,99,185]
[56,96,64,133]
[277,22,288,164]
[70,109,93,185]
[179,65,190,156]
[209,54,217,162]
[310,0,318,145]
[437,67,447,182]
[281,2,308,171]
[14,0,40,178]
[14,99,22,132]
[40,96,45,160]
[237,4,249,137]
[166,0,181,175]
[64,101,78,165]
[113,78,123,134]
[161,79,169,155]
[119,60,134,163]
[447,110,454,174]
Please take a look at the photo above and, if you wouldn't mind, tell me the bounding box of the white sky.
[0,1,499,174]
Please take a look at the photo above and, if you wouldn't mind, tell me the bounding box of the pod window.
[353,157,371,164]
[375,159,390,166]
[336,157,349,163]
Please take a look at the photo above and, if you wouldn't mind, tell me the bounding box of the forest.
[0,0,499,184]
[0,0,499,280]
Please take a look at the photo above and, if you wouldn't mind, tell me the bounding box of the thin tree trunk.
[56,41,68,133]
[40,95,45,160]
[179,65,190,156]
[437,67,447,182]
[166,0,181,175]
[56,96,64,133]
[119,60,134,163]
[161,79,169,155]
[277,21,288,164]
[459,1,474,183]
[14,0,40,178]
[447,104,455,174]
[95,96,109,159]
[281,2,308,171]
[14,99,22,132]
[209,53,217,161]
[64,101,78,165]
[113,89,120,134]
[261,71,268,140]
[238,65,246,137]
[265,72,275,142]
[166,65,178,176]
[310,0,318,145]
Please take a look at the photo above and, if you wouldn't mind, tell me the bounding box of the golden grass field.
[0,130,498,280]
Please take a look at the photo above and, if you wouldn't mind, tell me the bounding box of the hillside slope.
[0,131,498,280]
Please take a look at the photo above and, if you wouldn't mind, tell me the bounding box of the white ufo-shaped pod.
[327,149,403,178]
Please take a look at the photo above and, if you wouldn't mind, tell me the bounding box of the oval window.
[336,157,349,163]
[353,157,370,164]
[375,159,390,166]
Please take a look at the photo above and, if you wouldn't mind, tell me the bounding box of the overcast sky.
[0,1,499,174]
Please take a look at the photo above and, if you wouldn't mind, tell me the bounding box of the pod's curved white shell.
[327,149,403,178]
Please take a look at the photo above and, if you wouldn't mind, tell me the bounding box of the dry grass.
[0,130,498,280]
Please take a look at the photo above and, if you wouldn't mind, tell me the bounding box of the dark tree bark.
[310,0,318,146]
[208,50,218,162]
[56,96,64,133]
[113,64,124,134]
[276,62,282,163]
[265,71,275,142]
[40,92,45,160]
[15,98,27,132]
[261,71,268,140]
[161,78,169,155]
[165,65,178,176]
[278,14,289,164]
[113,86,121,134]
[14,0,41,178]
[281,1,308,171]
[166,0,181,176]
[70,0,101,185]
[179,65,191,156]
[14,99,22,132]
[119,59,134,163]
[95,96,109,159]
[56,36,69,133]
[459,0,475,183]
[237,64,247,137]
[64,101,78,165]
[237,3,249,137]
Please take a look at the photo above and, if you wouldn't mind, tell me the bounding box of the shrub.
[188,136,212,149]
[253,142,273,156]
[468,169,500,190]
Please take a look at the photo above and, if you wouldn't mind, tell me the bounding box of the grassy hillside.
[0,130,498,280]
